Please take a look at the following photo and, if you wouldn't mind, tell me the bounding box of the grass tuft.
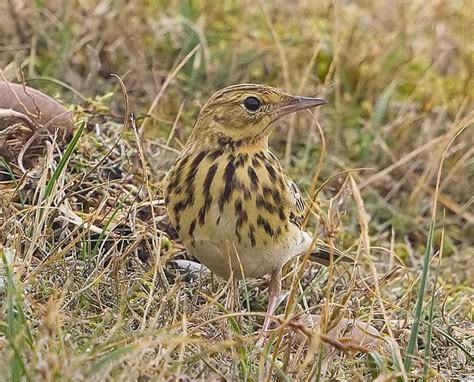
[0,0,472,379]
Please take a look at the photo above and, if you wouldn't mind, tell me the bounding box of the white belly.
[184,207,310,279]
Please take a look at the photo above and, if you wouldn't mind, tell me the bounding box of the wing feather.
[286,179,305,228]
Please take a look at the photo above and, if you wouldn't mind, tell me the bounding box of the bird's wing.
[286,178,306,228]
[285,177,354,265]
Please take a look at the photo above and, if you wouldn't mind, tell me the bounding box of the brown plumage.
[165,84,350,334]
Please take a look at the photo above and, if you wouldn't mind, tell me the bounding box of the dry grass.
[0,0,472,380]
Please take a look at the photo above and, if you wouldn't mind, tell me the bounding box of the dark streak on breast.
[208,148,225,160]
[187,151,207,186]
[251,157,261,168]
[199,162,218,225]
[265,162,277,181]
[188,218,197,238]
[218,156,236,212]
[248,224,256,247]
[278,206,286,222]
[182,151,207,208]
[203,163,218,193]
[235,153,248,168]
[256,196,278,213]
[166,155,189,196]
[247,166,259,190]
[173,200,187,215]
[235,198,248,230]
[257,214,273,237]
[262,185,282,205]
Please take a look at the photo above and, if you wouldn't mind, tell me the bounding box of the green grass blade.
[213,300,251,378]
[88,345,134,376]
[2,251,33,382]
[367,351,389,379]
[372,81,398,129]
[423,223,444,378]
[404,219,435,371]
[429,325,472,361]
[43,121,85,200]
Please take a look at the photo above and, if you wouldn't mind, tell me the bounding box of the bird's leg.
[261,267,282,337]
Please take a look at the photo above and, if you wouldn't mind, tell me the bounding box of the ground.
[0,0,472,380]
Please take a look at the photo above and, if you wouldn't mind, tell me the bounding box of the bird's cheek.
[258,116,277,136]
[243,121,266,138]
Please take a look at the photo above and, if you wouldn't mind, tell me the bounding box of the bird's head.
[191,84,327,147]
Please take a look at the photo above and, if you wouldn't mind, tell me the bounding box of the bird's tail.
[308,240,354,266]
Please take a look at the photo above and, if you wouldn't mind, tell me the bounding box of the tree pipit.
[165,84,350,335]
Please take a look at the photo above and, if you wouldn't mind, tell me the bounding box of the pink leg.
[261,267,282,336]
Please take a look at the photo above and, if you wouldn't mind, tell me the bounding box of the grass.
[1,0,473,380]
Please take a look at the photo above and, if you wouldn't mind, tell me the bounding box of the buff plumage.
[165,83,350,334]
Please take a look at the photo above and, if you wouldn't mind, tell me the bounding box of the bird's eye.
[243,96,261,112]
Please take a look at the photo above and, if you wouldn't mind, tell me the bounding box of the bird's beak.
[276,96,328,116]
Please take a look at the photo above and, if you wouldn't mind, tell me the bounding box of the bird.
[164,83,350,334]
